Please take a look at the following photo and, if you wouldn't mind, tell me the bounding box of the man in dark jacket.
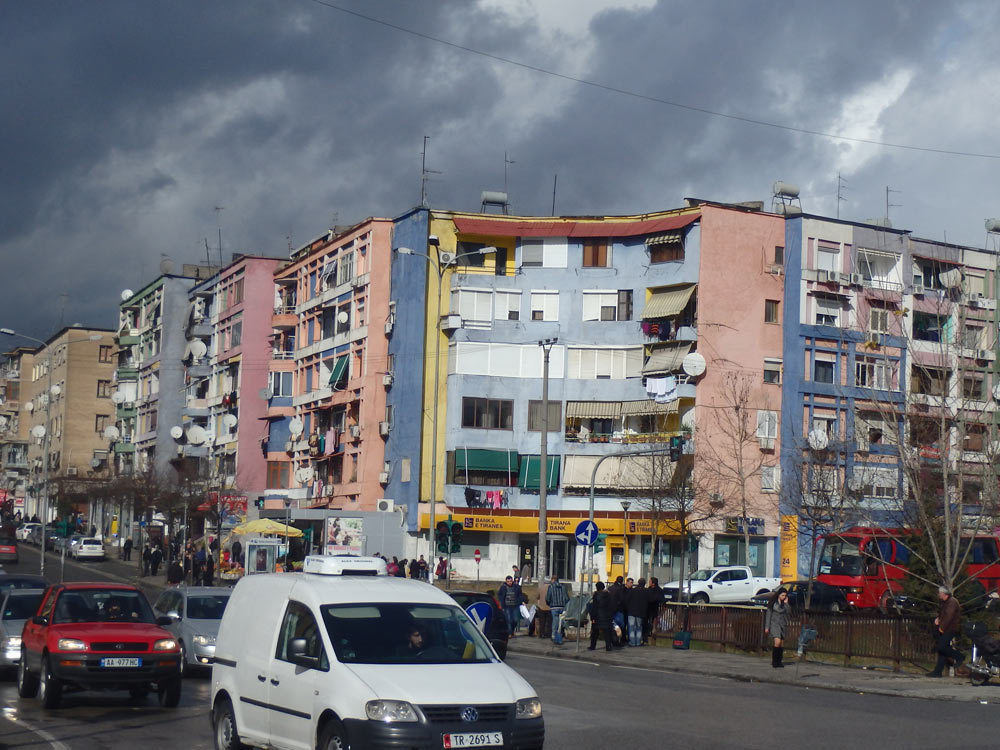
[644,577,664,645]
[545,574,570,645]
[497,575,522,636]
[608,576,626,646]
[588,582,615,651]
[928,586,964,677]
[625,578,649,646]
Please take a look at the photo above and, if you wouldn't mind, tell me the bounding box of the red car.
[0,534,18,563]
[17,582,182,709]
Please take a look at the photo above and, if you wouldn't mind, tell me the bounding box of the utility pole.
[537,338,558,581]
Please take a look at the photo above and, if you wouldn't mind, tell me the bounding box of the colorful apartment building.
[0,345,36,517]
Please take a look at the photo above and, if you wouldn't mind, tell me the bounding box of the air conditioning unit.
[981,297,998,311]
[66,467,78,476]
[912,284,925,296]
[378,473,390,485]
[349,424,361,439]
[440,314,462,331]
[439,251,456,266]
[384,320,394,335]
[768,264,783,275]
[382,373,394,386]
[377,498,394,511]
[978,350,996,361]
[758,436,776,451]
[379,421,391,436]
[850,273,864,286]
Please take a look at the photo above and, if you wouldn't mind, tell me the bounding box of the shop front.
[714,517,770,576]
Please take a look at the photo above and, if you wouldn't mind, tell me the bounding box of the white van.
[210,556,544,750]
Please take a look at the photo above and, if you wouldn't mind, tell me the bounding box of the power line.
[301,0,1000,161]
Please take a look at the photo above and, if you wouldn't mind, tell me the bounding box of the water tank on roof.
[772,182,800,198]
[986,219,1000,233]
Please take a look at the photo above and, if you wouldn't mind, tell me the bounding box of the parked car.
[152,586,231,675]
[0,588,45,674]
[16,523,40,542]
[664,566,782,604]
[0,535,18,564]
[18,582,182,709]
[73,537,106,561]
[54,535,81,556]
[29,526,58,550]
[447,589,509,659]
[0,573,48,592]
[750,580,850,613]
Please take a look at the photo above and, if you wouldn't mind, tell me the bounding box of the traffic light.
[669,435,683,462]
[435,521,450,554]
[255,498,265,509]
[449,522,463,553]
[594,533,607,553]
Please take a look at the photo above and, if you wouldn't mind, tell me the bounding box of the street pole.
[537,338,557,582]
[621,500,631,579]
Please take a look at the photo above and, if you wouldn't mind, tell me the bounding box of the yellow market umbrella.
[234,518,303,537]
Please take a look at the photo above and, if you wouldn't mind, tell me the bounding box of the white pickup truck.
[665,566,781,604]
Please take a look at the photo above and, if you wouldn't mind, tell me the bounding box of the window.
[276,601,327,668]
[521,240,544,268]
[98,345,113,363]
[761,465,780,493]
[816,242,840,272]
[230,321,242,348]
[913,311,944,342]
[764,299,779,324]
[267,461,290,488]
[855,357,895,390]
[95,414,111,433]
[810,467,838,495]
[649,238,684,263]
[271,371,293,397]
[856,467,897,500]
[756,410,778,439]
[530,291,559,321]
[457,241,489,266]
[336,304,351,335]
[566,348,643,379]
[814,296,840,327]
[337,252,355,286]
[233,276,244,305]
[965,424,987,453]
[855,411,896,450]
[763,358,781,385]
[451,342,566,379]
[961,326,983,351]
[528,400,562,432]
[461,397,514,430]
[963,376,985,401]
[519,238,567,269]
[814,360,835,384]
[774,246,784,265]
[869,307,890,334]
[494,290,521,321]
[583,291,631,322]
[912,366,949,396]
[453,289,493,324]
[97,380,112,398]
[582,239,610,268]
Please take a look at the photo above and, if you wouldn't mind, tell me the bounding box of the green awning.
[455,448,519,473]
[518,455,561,490]
[641,285,696,320]
[328,355,349,386]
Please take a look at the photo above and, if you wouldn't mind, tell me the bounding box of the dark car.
[751,580,849,613]
[0,574,48,592]
[448,589,509,659]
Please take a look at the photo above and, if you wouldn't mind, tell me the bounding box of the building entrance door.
[547,537,571,580]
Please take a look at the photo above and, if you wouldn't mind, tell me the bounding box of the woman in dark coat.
[588,581,616,652]
[764,587,791,668]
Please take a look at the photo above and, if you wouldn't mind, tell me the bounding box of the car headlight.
[366,700,420,722]
[57,638,87,651]
[3,636,22,649]
[515,697,542,719]
[192,634,216,646]
[153,638,179,651]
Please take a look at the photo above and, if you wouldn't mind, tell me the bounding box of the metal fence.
[651,603,938,672]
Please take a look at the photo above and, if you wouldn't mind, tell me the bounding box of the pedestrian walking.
[167,558,184,585]
[142,544,152,577]
[625,577,647,647]
[122,537,133,561]
[535,578,552,638]
[435,556,448,581]
[928,586,964,677]
[588,581,616,652]
[545,574,569,645]
[497,575,522,636]
[150,544,163,577]
[203,552,215,586]
[765,587,790,668]
[418,555,429,581]
[608,576,626,647]
[644,577,664,645]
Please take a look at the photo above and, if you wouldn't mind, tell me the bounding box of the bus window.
[818,537,863,576]
[965,538,998,565]
[894,540,910,565]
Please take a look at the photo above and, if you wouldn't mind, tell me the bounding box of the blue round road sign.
[465,601,494,632]
[575,520,599,546]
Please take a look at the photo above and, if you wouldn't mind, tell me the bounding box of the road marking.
[6,715,70,750]
[512,652,600,666]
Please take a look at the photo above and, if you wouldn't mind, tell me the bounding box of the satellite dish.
[170,425,184,440]
[121,289,134,301]
[808,429,829,451]
[159,257,175,274]
[31,425,46,439]
[186,425,207,445]
[337,311,350,324]
[189,339,207,358]
[24,401,34,412]
[288,417,304,436]
[682,352,707,377]
[49,384,61,397]
[259,388,274,401]
[681,408,696,431]
[111,391,126,404]
[103,425,120,440]
[222,414,238,429]
[90,458,102,468]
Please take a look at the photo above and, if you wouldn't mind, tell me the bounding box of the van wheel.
[158,676,182,707]
[319,719,349,750]
[17,653,38,697]
[214,698,246,750]
[691,593,709,605]
[39,656,62,709]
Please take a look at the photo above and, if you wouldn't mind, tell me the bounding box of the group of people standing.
[587,576,665,651]
[384,554,431,580]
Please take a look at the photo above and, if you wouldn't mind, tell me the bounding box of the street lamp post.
[620,500,632,578]
[537,338,558,582]
[395,242,496,568]
[1,328,102,577]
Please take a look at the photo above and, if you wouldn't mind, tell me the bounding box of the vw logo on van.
[460,707,479,723]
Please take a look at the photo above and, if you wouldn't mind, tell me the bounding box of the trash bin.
[672,630,692,650]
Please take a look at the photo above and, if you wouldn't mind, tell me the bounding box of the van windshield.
[320,602,497,665]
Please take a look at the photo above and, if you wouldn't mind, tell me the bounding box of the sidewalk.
[507,632,1000,704]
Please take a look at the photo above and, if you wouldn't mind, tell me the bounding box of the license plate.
[100,657,141,668]
[444,732,503,748]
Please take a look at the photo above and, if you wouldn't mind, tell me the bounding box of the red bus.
[815,526,1000,610]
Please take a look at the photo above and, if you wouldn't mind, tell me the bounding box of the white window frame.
[530,291,559,322]
[855,357,895,390]
[761,465,780,493]
[494,290,522,321]
[566,347,642,380]
[519,238,568,269]
[452,288,493,327]
[756,410,778,439]
[763,358,782,384]
[582,290,620,321]
[337,251,355,286]
[816,243,840,272]
[869,308,890,334]
[815,296,841,327]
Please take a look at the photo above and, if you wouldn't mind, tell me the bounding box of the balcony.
[189,322,213,339]
[116,363,139,379]
[117,334,140,346]
[188,360,211,378]
[182,403,211,418]
[113,442,136,454]
[272,349,295,360]
[272,308,297,330]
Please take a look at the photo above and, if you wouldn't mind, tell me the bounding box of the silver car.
[0,588,45,671]
[152,586,231,675]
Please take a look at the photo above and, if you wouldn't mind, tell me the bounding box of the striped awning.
[621,400,678,416]
[642,285,696,320]
[642,344,690,375]
[566,401,622,419]
[645,232,683,246]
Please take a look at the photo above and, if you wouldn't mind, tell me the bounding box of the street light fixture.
[1,328,103,577]
[394,242,497,569]
[620,500,632,578]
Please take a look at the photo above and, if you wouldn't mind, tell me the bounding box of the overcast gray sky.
[3,0,999,341]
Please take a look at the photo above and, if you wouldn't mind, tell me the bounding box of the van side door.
[268,601,327,750]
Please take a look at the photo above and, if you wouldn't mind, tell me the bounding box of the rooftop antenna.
[885,186,901,227]
[214,206,224,266]
[836,172,848,219]
[286,227,294,256]
[420,136,441,208]
[551,174,558,216]
[504,151,515,196]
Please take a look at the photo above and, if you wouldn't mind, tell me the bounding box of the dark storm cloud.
[1,0,998,340]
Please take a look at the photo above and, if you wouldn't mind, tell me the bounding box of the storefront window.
[713,535,767,576]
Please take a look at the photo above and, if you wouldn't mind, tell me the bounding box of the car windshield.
[185,594,230,620]
[321,602,496,665]
[3,592,43,619]
[0,577,47,592]
[53,589,156,624]
[818,537,864,576]
[689,569,716,581]
[0,536,16,545]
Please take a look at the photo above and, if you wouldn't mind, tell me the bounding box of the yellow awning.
[642,285,696,320]
[642,344,690,375]
[621,400,678,415]
[566,401,622,419]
